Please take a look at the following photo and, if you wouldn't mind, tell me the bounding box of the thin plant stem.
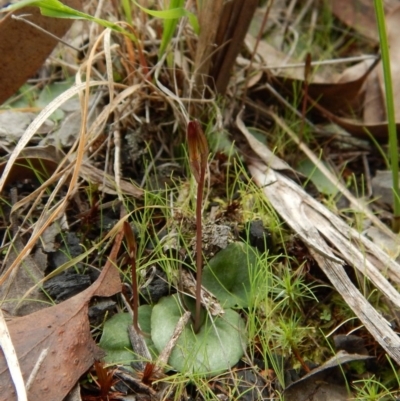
[187,120,209,334]
[374,0,400,231]
[123,221,149,337]
[194,161,205,334]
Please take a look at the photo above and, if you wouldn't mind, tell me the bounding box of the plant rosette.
[150,242,262,375]
[100,242,262,375]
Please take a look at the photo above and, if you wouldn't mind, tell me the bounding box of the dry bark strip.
[239,117,400,364]
[248,161,400,365]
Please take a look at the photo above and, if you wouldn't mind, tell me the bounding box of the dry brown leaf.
[0,230,122,401]
[377,5,400,120]
[314,4,400,138]
[270,56,378,116]
[0,146,61,189]
[327,0,398,42]
[284,351,372,401]
[247,39,378,117]
[363,66,385,124]
[244,37,325,82]
[306,97,396,141]
[0,229,47,317]
[0,0,83,105]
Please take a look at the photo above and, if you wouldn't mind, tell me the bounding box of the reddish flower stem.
[194,161,205,334]
[187,120,209,334]
[123,221,148,337]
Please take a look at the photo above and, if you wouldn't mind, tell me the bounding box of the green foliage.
[2,0,136,41]
[202,242,263,308]
[297,158,339,197]
[98,313,135,366]
[98,306,156,367]
[271,264,318,313]
[151,294,246,375]
[132,0,199,43]
[353,377,397,400]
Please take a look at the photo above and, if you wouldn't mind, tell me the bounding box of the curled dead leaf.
[0,227,122,401]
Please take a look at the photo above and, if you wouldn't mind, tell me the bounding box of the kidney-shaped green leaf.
[151,294,246,375]
[99,306,155,366]
[98,312,134,366]
[202,242,258,308]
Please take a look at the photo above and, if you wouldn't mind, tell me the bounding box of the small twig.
[127,324,152,371]
[26,348,48,391]
[179,269,224,317]
[298,53,312,147]
[153,311,191,376]
[11,14,81,51]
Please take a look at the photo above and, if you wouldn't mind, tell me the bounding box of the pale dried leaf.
[363,66,385,124]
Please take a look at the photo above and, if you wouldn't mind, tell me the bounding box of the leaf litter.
[2,0,400,400]
[0,226,122,401]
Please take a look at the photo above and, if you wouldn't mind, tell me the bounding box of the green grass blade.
[121,0,132,26]
[374,0,400,229]
[159,0,184,58]
[132,0,199,59]
[3,0,137,42]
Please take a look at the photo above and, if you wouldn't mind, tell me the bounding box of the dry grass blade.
[269,111,400,244]
[0,80,110,194]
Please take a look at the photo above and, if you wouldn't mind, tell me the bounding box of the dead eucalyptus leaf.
[327,0,398,42]
[0,231,47,317]
[0,111,54,146]
[284,351,372,401]
[0,233,122,401]
[270,56,378,116]
[0,146,62,189]
[328,0,379,42]
[296,93,393,141]
[0,0,83,105]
